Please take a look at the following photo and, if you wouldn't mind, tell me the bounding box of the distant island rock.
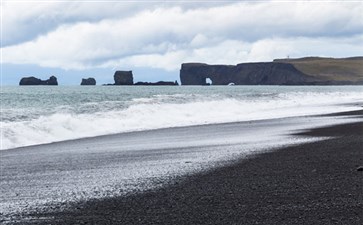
[114,71,134,85]
[134,81,179,86]
[112,71,178,86]
[81,78,96,85]
[180,57,363,85]
[19,76,58,85]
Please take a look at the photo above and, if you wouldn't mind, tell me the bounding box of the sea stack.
[114,71,134,85]
[19,76,58,85]
[81,78,96,85]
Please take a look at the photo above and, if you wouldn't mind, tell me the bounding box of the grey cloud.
[2,1,234,47]
[2,1,157,46]
[2,1,363,71]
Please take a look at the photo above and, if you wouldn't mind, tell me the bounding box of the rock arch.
[205,77,213,85]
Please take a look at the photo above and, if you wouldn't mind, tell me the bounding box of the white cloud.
[2,1,363,71]
[2,1,161,46]
[2,1,233,46]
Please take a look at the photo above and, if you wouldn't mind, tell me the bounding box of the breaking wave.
[1,89,362,150]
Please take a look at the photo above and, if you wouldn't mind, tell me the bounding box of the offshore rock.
[19,76,58,85]
[81,78,96,85]
[114,71,134,85]
[134,81,179,86]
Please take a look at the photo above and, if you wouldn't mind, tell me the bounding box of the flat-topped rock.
[114,71,133,85]
[81,78,96,85]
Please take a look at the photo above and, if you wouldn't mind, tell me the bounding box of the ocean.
[2,85,363,221]
[1,85,362,150]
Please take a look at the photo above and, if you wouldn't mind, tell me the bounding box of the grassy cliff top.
[273,57,363,82]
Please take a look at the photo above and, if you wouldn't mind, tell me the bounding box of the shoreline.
[1,110,362,224]
[31,113,363,224]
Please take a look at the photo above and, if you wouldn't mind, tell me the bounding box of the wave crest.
[1,91,362,150]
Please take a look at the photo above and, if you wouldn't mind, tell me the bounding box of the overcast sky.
[1,0,363,85]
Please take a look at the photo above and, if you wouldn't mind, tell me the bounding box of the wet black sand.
[23,113,363,224]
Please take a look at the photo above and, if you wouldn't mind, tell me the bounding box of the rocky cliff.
[180,62,314,85]
[19,76,58,85]
[180,57,363,85]
[273,57,363,84]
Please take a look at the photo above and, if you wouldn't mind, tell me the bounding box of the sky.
[1,0,363,85]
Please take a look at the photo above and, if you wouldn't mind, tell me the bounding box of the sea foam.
[1,89,362,150]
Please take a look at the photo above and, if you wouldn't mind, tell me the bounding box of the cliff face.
[19,76,58,85]
[180,57,363,85]
[180,62,314,85]
[273,57,363,83]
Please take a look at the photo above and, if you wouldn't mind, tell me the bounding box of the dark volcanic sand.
[20,117,363,224]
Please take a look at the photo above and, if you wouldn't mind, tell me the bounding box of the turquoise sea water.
[1,86,362,149]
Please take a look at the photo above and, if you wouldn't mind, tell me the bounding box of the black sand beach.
[6,111,360,225]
